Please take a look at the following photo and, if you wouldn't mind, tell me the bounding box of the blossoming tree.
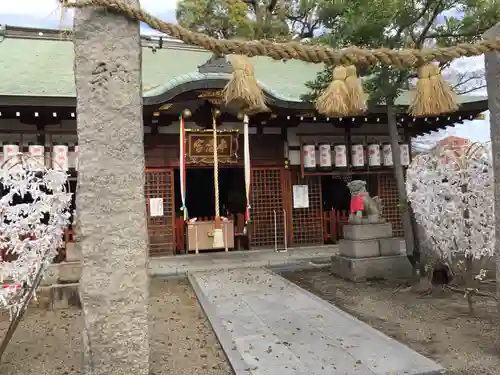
[0,154,71,357]
[406,142,495,313]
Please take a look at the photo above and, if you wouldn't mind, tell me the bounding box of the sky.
[0,0,492,146]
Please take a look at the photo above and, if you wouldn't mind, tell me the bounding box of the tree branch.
[391,0,433,46]
[425,28,492,40]
[417,0,444,46]
[455,85,487,95]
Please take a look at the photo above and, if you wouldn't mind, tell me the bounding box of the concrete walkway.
[189,268,444,375]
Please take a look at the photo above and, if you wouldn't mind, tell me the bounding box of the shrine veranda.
[0,26,489,257]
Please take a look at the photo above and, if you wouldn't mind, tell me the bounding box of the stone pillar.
[484,24,500,308]
[74,1,150,374]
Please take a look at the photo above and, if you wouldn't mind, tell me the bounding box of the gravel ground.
[283,269,500,375]
[0,278,233,375]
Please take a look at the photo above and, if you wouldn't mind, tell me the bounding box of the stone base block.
[339,239,380,258]
[34,284,81,309]
[40,264,59,286]
[379,238,403,256]
[331,254,413,282]
[41,262,82,286]
[343,223,392,240]
[58,262,82,283]
[352,216,386,225]
[65,242,82,262]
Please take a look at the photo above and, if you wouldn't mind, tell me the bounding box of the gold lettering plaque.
[185,129,239,165]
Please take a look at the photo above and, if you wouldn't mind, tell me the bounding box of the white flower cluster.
[406,143,495,262]
[0,156,72,316]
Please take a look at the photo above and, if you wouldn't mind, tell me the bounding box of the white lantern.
[367,143,381,167]
[28,144,45,169]
[318,143,332,169]
[303,144,316,170]
[383,143,393,166]
[400,143,410,166]
[74,144,79,171]
[334,144,347,168]
[351,144,365,167]
[52,144,69,171]
[3,143,19,164]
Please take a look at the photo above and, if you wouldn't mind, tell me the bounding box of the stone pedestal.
[332,223,412,282]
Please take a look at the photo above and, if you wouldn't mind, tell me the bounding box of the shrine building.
[0,25,489,256]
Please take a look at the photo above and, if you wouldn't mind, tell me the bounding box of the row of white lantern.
[303,142,410,170]
[1,143,78,171]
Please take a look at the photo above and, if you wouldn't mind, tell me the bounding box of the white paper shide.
[406,143,494,276]
[0,155,72,317]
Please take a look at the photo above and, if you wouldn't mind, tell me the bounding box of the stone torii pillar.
[73,0,150,373]
[484,24,500,309]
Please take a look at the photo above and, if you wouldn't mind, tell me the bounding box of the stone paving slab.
[150,246,339,276]
[188,268,444,375]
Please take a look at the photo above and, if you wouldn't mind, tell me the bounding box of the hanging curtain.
[243,115,251,224]
[179,114,188,220]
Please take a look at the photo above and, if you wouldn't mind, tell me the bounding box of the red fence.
[322,209,350,244]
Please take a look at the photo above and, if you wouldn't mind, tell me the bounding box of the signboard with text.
[185,130,239,165]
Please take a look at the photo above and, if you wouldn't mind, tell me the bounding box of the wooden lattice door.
[145,169,175,256]
[291,175,323,246]
[378,173,403,236]
[250,168,289,249]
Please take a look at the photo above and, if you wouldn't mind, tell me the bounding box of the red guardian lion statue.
[347,180,384,224]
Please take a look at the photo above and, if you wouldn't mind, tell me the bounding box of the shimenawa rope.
[64,0,500,68]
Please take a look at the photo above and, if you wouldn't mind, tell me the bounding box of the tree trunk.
[484,24,500,311]
[74,1,150,374]
[387,104,416,265]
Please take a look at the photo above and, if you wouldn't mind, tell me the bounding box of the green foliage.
[175,0,291,40]
[304,0,500,104]
[175,0,334,41]
[176,0,254,39]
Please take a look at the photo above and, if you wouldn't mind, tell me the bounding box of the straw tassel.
[223,55,268,115]
[344,65,367,114]
[409,63,459,117]
[315,66,350,117]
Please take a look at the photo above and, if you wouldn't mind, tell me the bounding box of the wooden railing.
[175,213,247,254]
[322,209,349,244]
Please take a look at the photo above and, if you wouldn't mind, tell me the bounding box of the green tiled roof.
[0,36,488,107]
[0,37,322,101]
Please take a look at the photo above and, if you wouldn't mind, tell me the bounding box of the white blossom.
[0,155,71,318]
[406,142,494,264]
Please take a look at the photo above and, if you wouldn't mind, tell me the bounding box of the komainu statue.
[347,180,384,224]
